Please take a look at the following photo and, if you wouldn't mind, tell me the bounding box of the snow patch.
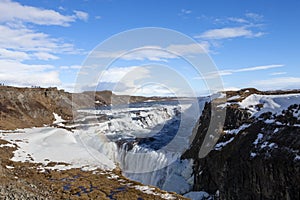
[253,133,263,145]
[53,113,65,126]
[224,124,250,135]
[250,152,257,158]
[133,185,176,199]
[227,95,241,101]
[214,137,234,150]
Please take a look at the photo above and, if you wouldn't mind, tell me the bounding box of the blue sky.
[0,0,299,96]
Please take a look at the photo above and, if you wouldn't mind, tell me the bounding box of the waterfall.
[77,99,205,194]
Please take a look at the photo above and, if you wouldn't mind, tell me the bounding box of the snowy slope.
[239,93,300,116]
[0,127,115,171]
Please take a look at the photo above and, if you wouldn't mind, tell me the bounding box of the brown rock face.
[0,86,74,130]
[182,90,300,200]
[0,86,178,130]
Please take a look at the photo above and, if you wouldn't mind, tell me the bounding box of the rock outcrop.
[182,89,300,200]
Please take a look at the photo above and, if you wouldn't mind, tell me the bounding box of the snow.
[265,119,275,124]
[239,93,300,117]
[0,127,115,170]
[183,191,210,200]
[268,142,277,148]
[227,95,241,101]
[133,185,176,199]
[250,152,257,158]
[0,143,15,148]
[53,113,65,126]
[253,133,263,145]
[224,124,250,134]
[214,137,234,150]
[217,102,230,109]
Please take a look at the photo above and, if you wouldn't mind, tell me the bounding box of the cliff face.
[0,86,74,130]
[182,89,300,200]
[0,86,177,130]
[0,86,114,130]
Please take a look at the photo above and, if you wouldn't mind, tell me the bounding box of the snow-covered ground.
[239,93,300,116]
[0,127,115,171]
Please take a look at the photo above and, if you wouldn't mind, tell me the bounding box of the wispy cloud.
[195,64,284,79]
[227,17,249,24]
[180,9,192,15]
[233,64,283,72]
[0,0,87,26]
[178,9,192,18]
[251,77,300,90]
[195,12,265,40]
[195,26,264,40]
[245,12,264,21]
[91,42,210,61]
[74,10,89,21]
[270,72,287,76]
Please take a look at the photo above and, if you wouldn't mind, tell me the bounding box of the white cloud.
[195,64,284,79]
[245,12,264,21]
[0,60,61,87]
[95,16,102,20]
[0,0,75,26]
[60,65,82,70]
[0,48,30,61]
[33,52,59,60]
[180,9,192,15]
[58,6,65,11]
[196,26,264,40]
[0,0,86,62]
[227,17,249,24]
[0,25,76,53]
[167,42,210,55]
[234,64,283,72]
[270,72,287,76]
[134,84,175,96]
[100,66,150,83]
[251,77,300,90]
[74,10,89,21]
[92,42,210,61]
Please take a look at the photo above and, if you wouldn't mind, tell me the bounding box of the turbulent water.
[76,98,207,194]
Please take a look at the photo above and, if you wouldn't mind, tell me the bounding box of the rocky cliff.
[182,88,300,200]
[0,86,176,130]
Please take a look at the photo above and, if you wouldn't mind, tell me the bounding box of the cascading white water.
[77,99,206,194]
